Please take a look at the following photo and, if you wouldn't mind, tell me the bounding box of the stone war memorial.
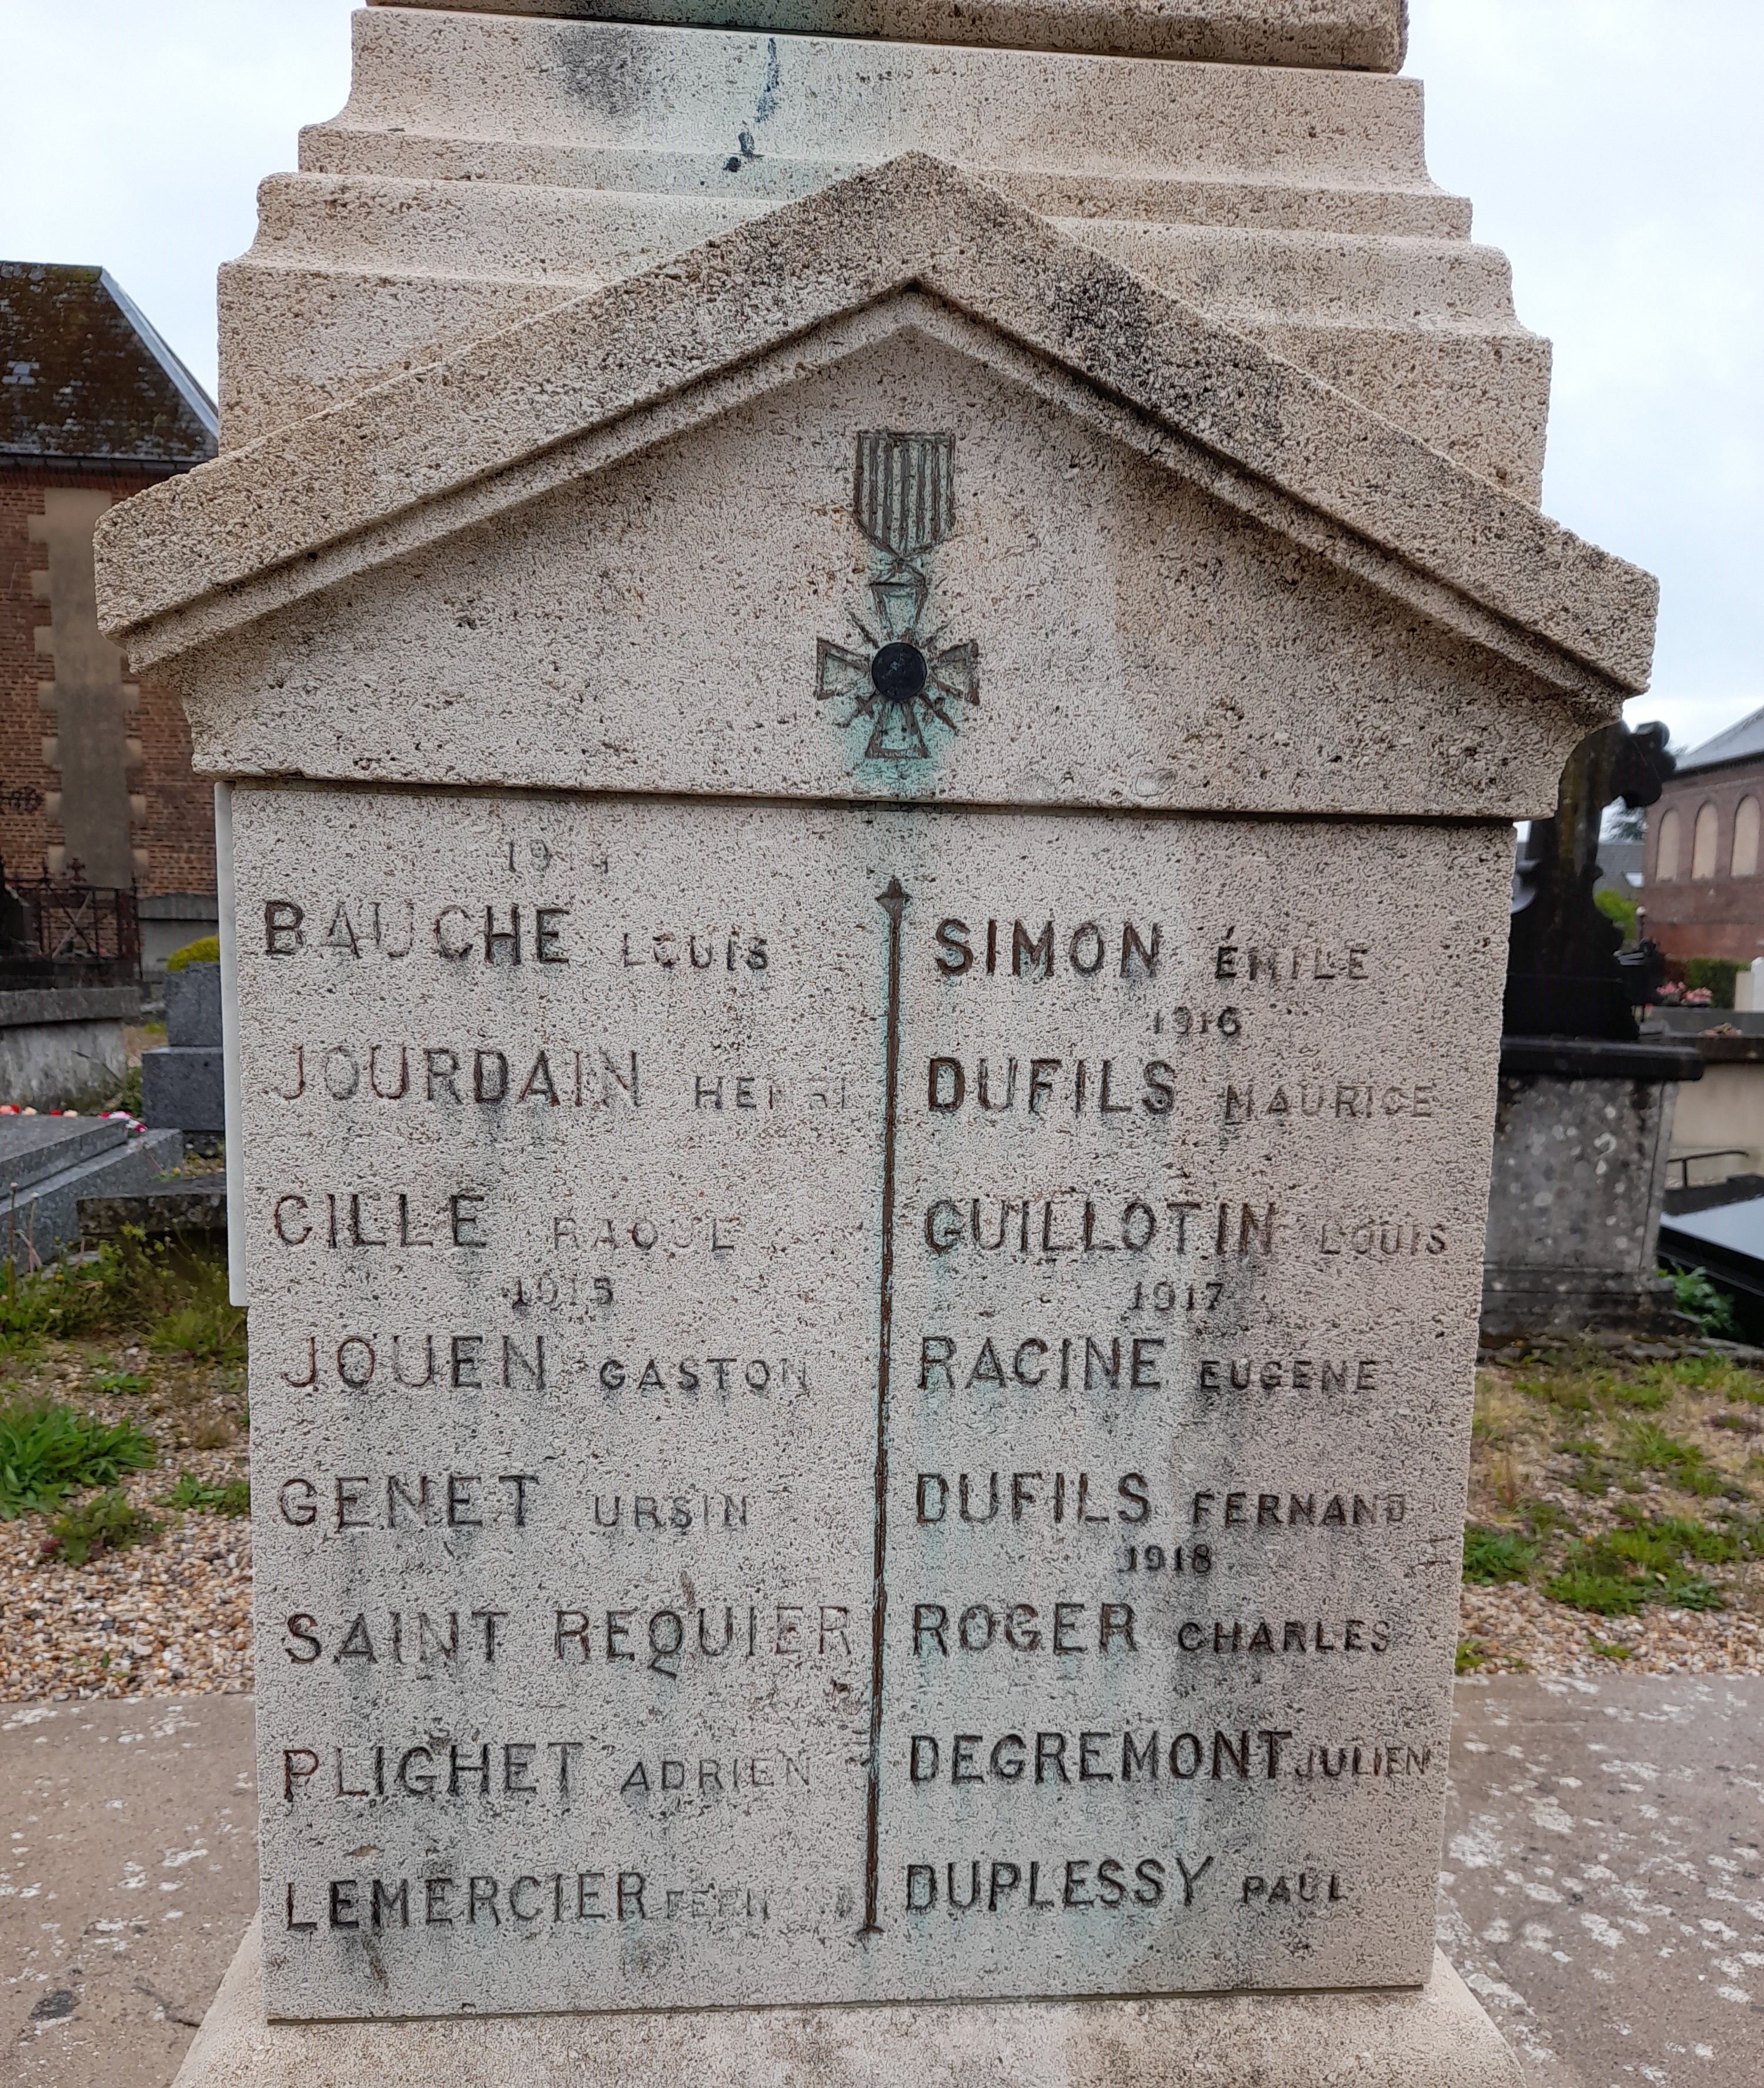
[95,3,1658,2083]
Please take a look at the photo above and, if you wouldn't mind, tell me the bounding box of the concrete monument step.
[172,1926,1520,2087]
[363,0,1411,71]
[215,11,1546,493]
[251,178,1505,318]
[228,176,1542,486]
[318,12,1426,179]
[293,144,1475,236]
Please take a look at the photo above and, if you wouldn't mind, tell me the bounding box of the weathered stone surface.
[215,14,1542,495]
[0,1114,183,1268]
[166,963,223,1048]
[238,783,1507,2016]
[175,1923,1520,2087]
[1482,1053,1690,1338]
[1441,1676,1764,2088]
[96,325,1624,836]
[362,0,1410,72]
[0,1696,260,2088]
[0,992,138,1114]
[142,1044,225,1134]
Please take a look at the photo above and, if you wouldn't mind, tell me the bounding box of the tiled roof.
[1,262,216,467]
[1675,704,1764,774]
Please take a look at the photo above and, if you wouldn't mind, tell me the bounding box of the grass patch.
[1520,1497,1580,1539]
[1666,1354,1764,1402]
[162,1471,249,1517]
[1609,1372,1675,1412]
[88,1367,149,1397]
[1463,1525,1538,1584]
[1471,1347,1764,1631]
[1544,1559,1648,1615]
[1586,1635,1633,1661]
[44,1488,158,1566]
[0,1251,130,1351]
[0,1401,156,1518]
[1515,1351,1764,1428]
[1557,1438,1618,1495]
[1455,1638,1489,1674]
[0,1237,244,1368]
[149,1258,245,1365]
[1545,1518,1735,1615]
[1620,1421,1728,1496]
[1712,1411,1764,1436]
[1516,1367,1602,1414]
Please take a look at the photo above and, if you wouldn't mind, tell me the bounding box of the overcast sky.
[3,1,1756,757]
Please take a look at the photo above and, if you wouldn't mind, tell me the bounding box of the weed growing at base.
[149,1258,245,1365]
[45,1487,159,1564]
[88,1366,150,1396]
[1667,1267,1739,1338]
[0,1401,156,1517]
[1463,1525,1538,1583]
[163,1471,249,1516]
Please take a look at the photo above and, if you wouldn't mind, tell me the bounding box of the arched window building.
[1655,806,1680,883]
[1733,797,1760,878]
[1692,802,1720,879]
[1642,704,1764,964]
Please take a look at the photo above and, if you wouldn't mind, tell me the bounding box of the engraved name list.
[241,788,1498,2019]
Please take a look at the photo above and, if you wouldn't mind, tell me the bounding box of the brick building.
[1642,706,1764,966]
[2,261,218,966]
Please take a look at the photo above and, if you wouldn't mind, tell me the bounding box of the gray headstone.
[165,961,223,1048]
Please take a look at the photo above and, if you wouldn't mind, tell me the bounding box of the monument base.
[175,1922,1518,2088]
[1481,1038,1699,1339]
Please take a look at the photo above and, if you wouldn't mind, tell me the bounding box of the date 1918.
[1118,1543,1212,1574]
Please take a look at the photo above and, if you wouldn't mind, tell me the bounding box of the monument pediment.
[98,155,1652,819]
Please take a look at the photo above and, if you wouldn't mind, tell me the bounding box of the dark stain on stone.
[544,22,666,123]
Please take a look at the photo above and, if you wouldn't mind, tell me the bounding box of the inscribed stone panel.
[240,783,1505,2018]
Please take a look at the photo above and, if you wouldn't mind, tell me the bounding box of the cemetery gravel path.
[2,1682,1759,2086]
[0,1695,256,2088]
[1441,1675,1764,2086]
[0,1478,252,1702]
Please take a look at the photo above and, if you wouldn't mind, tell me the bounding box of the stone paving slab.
[4,1682,1760,2084]
[1440,1675,1764,2086]
[0,1696,257,2088]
